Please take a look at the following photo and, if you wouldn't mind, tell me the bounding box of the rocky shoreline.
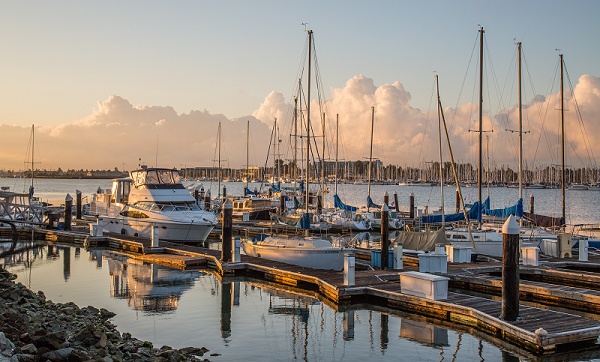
[0,266,210,361]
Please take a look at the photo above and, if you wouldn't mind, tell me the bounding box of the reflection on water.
[1,240,580,361]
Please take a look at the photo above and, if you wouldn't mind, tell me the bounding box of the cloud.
[1,74,599,173]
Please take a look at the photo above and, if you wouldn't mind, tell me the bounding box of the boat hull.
[101,217,215,242]
[242,242,351,271]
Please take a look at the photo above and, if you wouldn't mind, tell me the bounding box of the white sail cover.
[394,229,449,252]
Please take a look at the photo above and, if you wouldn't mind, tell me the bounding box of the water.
[3,177,599,225]
[2,242,515,361]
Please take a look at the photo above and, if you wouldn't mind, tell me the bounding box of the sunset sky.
[1,1,599,172]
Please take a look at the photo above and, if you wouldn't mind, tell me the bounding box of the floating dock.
[4,225,600,359]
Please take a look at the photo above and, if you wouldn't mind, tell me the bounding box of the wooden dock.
[6,226,600,357]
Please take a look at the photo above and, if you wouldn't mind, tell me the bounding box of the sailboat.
[242,29,353,271]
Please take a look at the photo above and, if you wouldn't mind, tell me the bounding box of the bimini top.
[129,168,185,189]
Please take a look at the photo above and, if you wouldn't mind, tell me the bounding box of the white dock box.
[400,271,449,301]
[445,245,472,263]
[418,253,448,273]
[521,246,539,266]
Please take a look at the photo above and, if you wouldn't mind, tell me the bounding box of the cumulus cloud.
[1,74,599,172]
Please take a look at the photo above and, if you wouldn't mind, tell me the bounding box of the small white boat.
[91,167,218,242]
[445,228,503,257]
[241,235,354,271]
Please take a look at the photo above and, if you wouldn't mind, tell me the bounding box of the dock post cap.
[381,203,389,212]
[65,193,73,202]
[534,328,548,337]
[384,191,388,197]
[502,215,520,235]
[223,199,233,209]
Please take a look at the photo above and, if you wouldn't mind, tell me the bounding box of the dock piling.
[579,238,589,262]
[393,191,399,212]
[279,190,286,214]
[221,199,233,262]
[344,253,355,286]
[380,203,390,269]
[64,194,73,231]
[409,193,415,219]
[501,215,520,321]
[76,190,82,220]
[530,194,534,214]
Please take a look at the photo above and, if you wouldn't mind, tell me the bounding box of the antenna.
[301,22,308,31]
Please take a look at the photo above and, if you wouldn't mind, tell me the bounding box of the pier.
[4,224,600,359]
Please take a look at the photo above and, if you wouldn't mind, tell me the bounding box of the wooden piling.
[530,194,534,214]
[76,190,82,220]
[409,193,414,219]
[221,199,233,262]
[317,193,323,215]
[204,190,211,211]
[393,192,399,212]
[381,204,390,269]
[279,191,286,214]
[501,215,520,321]
[456,189,460,214]
[64,194,73,231]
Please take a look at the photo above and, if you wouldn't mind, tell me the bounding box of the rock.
[0,332,15,353]
[19,344,36,355]
[42,347,75,361]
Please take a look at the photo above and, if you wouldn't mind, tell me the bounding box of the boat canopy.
[334,194,357,212]
[394,228,449,252]
[483,198,523,218]
[367,195,381,209]
[130,168,184,189]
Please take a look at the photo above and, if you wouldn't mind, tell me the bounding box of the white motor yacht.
[90,167,217,242]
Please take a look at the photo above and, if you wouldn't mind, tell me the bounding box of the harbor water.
[2,178,600,360]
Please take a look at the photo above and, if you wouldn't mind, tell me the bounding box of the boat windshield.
[135,201,201,212]
[131,169,181,188]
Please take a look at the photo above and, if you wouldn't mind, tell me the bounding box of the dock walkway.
[7,226,600,357]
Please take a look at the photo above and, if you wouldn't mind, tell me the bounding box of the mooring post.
[76,190,82,220]
[501,215,520,321]
[393,242,403,270]
[64,194,73,231]
[199,186,205,208]
[393,191,399,212]
[380,203,390,269]
[222,185,227,199]
[579,238,589,262]
[221,199,233,262]
[97,218,103,237]
[204,189,211,211]
[383,191,389,206]
[409,193,415,219]
[233,236,241,262]
[220,282,232,338]
[279,190,286,214]
[344,253,355,286]
[151,224,159,248]
[530,194,534,214]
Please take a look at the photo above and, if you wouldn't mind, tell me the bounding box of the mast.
[246,120,249,191]
[321,113,326,188]
[367,106,375,201]
[293,88,299,194]
[305,29,313,234]
[436,75,445,226]
[273,118,277,184]
[518,42,523,200]
[217,121,221,197]
[560,53,566,226]
[477,26,484,224]
[30,124,34,199]
[335,114,339,195]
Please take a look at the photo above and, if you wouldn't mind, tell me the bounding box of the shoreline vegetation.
[0,265,211,362]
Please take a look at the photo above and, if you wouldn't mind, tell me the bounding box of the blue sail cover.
[421,199,483,224]
[299,212,311,229]
[484,198,523,218]
[334,194,357,212]
[270,183,281,193]
[367,195,381,209]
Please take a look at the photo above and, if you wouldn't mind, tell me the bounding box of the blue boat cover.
[334,194,357,212]
[421,199,483,224]
[367,195,381,209]
[484,198,523,218]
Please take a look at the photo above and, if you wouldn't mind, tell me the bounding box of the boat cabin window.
[111,179,131,204]
[131,169,183,189]
[134,201,201,212]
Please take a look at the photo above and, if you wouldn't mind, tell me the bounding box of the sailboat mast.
[218,121,221,197]
[477,26,484,224]
[306,29,313,222]
[273,118,277,184]
[335,114,339,195]
[246,120,249,191]
[518,42,523,200]
[367,106,374,199]
[294,90,299,192]
[30,124,34,198]
[436,75,445,226]
[560,53,566,225]
[321,113,325,188]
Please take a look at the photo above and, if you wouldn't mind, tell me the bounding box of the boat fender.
[313,214,319,223]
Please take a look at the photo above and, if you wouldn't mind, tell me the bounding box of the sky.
[0,1,599,173]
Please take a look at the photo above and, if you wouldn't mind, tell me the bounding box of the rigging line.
[564,63,596,165]
[531,59,561,169]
